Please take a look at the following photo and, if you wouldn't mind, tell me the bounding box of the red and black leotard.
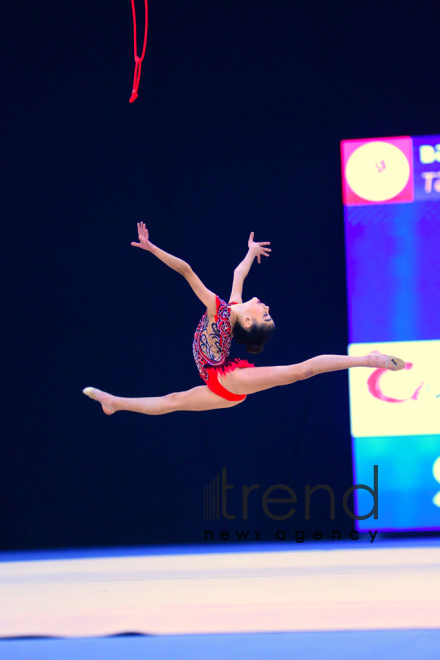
[192,296,254,401]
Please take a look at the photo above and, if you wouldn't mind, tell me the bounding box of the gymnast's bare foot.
[368,351,406,371]
[82,387,116,415]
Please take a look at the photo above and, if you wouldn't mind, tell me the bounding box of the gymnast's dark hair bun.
[232,319,275,352]
[246,344,264,354]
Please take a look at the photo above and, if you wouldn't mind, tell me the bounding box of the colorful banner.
[341,135,440,531]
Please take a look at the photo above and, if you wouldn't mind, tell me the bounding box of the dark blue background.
[2,0,439,549]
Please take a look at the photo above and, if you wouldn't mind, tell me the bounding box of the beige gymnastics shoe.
[82,387,101,401]
[82,387,115,414]
[369,351,406,371]
[386,356,406,371]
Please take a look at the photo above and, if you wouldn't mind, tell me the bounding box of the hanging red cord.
[129,0,148,103]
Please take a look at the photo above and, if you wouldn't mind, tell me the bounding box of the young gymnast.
[83,223,406,415]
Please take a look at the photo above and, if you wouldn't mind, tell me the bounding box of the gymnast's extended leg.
[84,385,243,415]
[219,352,404,396]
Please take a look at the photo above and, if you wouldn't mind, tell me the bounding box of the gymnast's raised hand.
[131,222,154,251]
[83,224,406,416]
[247,231,271,264]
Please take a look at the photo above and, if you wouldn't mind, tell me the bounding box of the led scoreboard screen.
[341,135,440,532]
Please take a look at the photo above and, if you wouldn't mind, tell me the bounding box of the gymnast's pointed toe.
[387,356,406,371]
[83,387,100,401]
[369,350,406,371]
[83,387,115,415]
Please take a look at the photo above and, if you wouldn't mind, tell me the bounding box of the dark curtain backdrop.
[2,0,438,549]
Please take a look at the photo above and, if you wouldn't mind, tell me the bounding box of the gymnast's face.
[245,297,274,326]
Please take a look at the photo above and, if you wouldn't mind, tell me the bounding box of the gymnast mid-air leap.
[83,223,406,415]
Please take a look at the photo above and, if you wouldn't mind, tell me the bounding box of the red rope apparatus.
[129,0,148,103]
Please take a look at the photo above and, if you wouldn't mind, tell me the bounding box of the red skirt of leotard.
[204,358,255,402]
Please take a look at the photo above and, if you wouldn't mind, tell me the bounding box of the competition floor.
[1,538,440,659]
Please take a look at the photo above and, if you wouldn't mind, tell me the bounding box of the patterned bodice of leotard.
[192,296,234,381]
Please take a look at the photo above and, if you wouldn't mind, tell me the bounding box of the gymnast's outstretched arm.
[229,232,271,303]
[131,222,217,313]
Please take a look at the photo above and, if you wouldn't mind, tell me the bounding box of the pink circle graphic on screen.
[345,141,411,202]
